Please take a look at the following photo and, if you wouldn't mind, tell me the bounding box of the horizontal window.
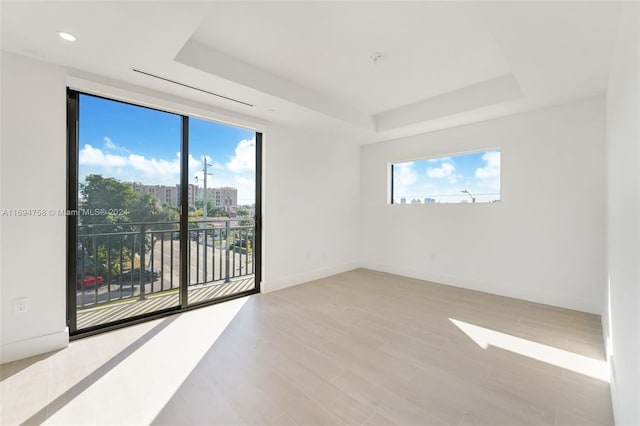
[391,150,500,204]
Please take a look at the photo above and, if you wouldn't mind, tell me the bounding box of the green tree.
[161,204,180,223]
[78,175,182,282]
[80,174,135,225]
[79,175,136,278]
[194,199,228,217]
[127,193,162,224]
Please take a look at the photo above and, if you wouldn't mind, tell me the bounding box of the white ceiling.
[191,2,511,115]
[0,1,624,144]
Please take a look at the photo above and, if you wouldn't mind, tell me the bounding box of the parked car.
[77,275,104,289]
[115,267,160,283]
[232,239,253,250]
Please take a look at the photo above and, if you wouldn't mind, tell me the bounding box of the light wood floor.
[154,269,612,425]
[1,269,612,425]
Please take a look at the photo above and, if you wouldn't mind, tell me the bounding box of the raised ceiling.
[190,2,512,115]
[0,1,624,143]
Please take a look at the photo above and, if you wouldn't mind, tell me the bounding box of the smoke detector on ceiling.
[369,52,382,64]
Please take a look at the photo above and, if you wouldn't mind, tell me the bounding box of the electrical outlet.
[14,298,27,314]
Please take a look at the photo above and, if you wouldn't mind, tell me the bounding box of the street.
[76,239,254,307]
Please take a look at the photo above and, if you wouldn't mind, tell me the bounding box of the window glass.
[391,150,500,204]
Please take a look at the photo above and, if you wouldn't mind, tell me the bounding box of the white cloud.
[393,162,418,197]
[79,145,204,186]
[193,139,258,204]
[226,138,255,173]
[128,154,180,177]
[472,151,501,196]
[186,153,202,171]
[427,162,455,178]
[395,162,417,185]
[448,173,463,184]
[79,138,259,203]
[104,136,116,150]
[103,136,130,154]
[79,144,127,167]
[475,151,500,179]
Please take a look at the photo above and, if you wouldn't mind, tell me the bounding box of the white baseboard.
[1,327,69,363]
[262,262,359,293]
[360,261,601,315]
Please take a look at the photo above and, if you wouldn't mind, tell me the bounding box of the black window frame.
[66,88,262,338]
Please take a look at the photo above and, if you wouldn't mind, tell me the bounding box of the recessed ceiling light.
[58,32,76,42]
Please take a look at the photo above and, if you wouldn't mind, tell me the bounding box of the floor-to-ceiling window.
[67,90,261,336]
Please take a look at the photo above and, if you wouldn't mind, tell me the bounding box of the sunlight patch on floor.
[450,318,609,382]
[44,297,248,425]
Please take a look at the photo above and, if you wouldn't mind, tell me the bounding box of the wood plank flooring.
[154,269,612,425]
[1,269,613,425]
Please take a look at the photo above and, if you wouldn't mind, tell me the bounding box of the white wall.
[604,3,640,425]
[262,125,361,292]
[361,97,606,314]
[1,52,69,362]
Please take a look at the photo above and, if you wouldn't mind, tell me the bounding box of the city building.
[130,182,197,207]
[196,186,238,212]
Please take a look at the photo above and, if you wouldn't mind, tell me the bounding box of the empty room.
[1,1,638,425]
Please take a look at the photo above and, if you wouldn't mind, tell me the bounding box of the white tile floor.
[1,269,614,425]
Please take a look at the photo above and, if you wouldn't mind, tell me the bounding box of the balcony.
[75,219,256,330]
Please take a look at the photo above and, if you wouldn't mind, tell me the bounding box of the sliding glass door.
[187,117,258,306]
[67,90,260,335]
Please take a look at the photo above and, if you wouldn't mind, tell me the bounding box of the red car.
[77,275,104,289]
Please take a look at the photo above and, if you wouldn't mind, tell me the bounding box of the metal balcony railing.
[76,219,255,308]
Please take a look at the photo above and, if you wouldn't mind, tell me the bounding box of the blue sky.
[78,94,256,204]
[393,150,501,203]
